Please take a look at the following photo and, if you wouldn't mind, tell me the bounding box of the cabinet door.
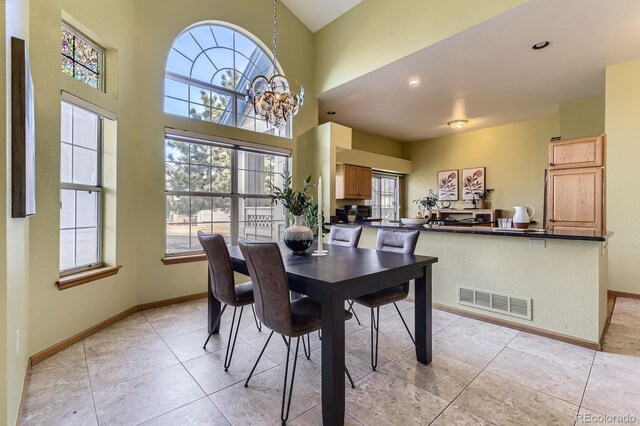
[547,167,603,233]
[357,167,372,199]
[549,135,603,170]
[343,165,360,198]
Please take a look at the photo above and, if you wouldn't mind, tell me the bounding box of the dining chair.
[352,228,420,370]
[328,225,363,325]
[197,231,262,371]
[239,240,355,425]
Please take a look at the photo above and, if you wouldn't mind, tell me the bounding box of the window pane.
[61,102,73,143]
[62,56,74,77]
[60,189,75,229]
[165,140,189,163]
[76,190,98,228]
[238,197,285,242]
[211,167,231,193]
[165,97,189,117]
[165,78,188,100]
[74,37,100,73]
[166,48,192,75]
[190,26,216,50]
[74,63,99,89]
[212,26,233,48]
[190,144,211,165]
[61,143,72,183]
[72,106,98,149]
[61,24,103,91]
[189,166,211,192]
[166,195,190,224]
[165,162,189,191]
[76,228,98,266]
[72,146,98,185]
[60,229,75,270]
[166,223,190,254]
[212,147,231,167]
[62,28,74,57]
[190,196,212,223]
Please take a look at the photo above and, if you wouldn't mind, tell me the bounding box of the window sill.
[161,254,206,265]
[56,265,122,290]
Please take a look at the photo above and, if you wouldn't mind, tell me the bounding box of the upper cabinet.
[548,135,604,170]
[336,164,372,199]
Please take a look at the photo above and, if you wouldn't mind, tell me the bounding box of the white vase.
[513,206,535,229]
[283,215,314,255]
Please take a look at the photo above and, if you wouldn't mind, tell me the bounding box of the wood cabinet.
[549,135,603,170]
[546,135,605,235]
[336,164,372,199]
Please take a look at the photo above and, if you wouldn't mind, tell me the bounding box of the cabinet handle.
[549,163,556,167]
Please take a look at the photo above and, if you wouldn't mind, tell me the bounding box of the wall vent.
[457,287,532,320]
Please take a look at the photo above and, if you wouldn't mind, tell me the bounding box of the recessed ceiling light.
[448,120,468,130]
[408,78,421,88]
[327,111,336,115]
[532,41,550,50]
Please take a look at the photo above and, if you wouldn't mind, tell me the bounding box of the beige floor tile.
[93,364,204,425]
[430,403,495,426]
[150,308,209,339]
[593,350,640,374]
[453,372,578,426]
[582,360,640,419]
[601,323,640,355]
[244,330,321,366]
[345,326,414,370]
[83,317,160,358]
[183,341,277,395]
[345,370,448,425]
[141,397,229,425]
[432,309,461,333]
[142,300,204,323]
[87,339,178,391]
[29,342,86,375]
[21,392,97,426]
[507,332,595,372]
[23,361,92,413]
[289,404,362,426]
[379,348,480,402]
[609,298,640,325]
[210,365,321,426]
[163,326,234,363]
[485,348,589,405]
[575,407,632,425]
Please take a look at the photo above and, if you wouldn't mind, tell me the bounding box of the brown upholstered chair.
[239,240,355,425]
[198,231,262,371]
[352,228,420,370]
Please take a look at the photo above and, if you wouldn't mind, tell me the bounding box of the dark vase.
[283,215,313,255]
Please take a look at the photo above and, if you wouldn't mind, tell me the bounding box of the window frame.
[61,22,106,91]
[367,172,401,222]
[60,101,104,276]
[164,133,291,256]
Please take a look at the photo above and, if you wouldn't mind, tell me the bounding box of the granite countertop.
[330,221,607,242]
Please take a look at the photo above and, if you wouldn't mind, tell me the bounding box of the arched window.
[164,23,290,138]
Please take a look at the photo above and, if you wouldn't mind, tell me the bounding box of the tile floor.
[19,297,640,425]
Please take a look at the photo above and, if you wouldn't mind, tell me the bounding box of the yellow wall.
[605,59,640,294]
[559,95,605,139]
[402,115,559,221]
[1,2,7,423]
[351,130,402,158]
[314,0,526,95]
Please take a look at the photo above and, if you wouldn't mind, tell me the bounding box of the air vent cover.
[457,287,532,320]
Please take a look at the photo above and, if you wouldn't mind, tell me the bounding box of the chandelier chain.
[272,0,278,60]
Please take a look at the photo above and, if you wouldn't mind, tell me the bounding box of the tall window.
[61,23,104,90]
[367,174,400,222]
[60,101,103,273]
[165,134,290,255]
[164,23,291,138]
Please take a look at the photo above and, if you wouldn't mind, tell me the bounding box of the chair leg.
[281,336,301,425]
[281,334,290,348]
[251,304,262,332]
[224,306,244,371]
[393,302,415,344]
[317,330,321,340]
[370,307,380,371]
[345,365,355,388]
[245,330,274,387]
[347,300,362,325]
[301,333,311,360]
[203,304,227,349]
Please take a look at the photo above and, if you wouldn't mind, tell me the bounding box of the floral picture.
[437,170,458,201]
[462,167,485,200]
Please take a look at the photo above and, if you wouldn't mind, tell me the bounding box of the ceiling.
[281,0,362,33]
[316,0,640,141]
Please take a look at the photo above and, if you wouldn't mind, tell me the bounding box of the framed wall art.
[437,170,458,201]
[462,167,485,200]
[11,37,36,217]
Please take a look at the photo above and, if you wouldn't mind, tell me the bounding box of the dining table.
[207,241,438,426]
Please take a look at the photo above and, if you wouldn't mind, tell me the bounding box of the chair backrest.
[239,240,294,336]
[328,225,363,247]
[376,229,420,254]
[197,231,236,305]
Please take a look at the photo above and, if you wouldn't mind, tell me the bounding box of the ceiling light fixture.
[532,41,550,50]
[448,120,468,130]
[408,78,421,88]
[245,0,304,128]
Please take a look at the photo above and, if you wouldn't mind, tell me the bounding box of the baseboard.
[137,292,207,311]
[433,302,601,351]
[608,289,640,300]
[29,292,207,366]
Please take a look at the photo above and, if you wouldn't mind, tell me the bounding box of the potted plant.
[412,189,439,219]
[476,188,494,209]
[267,173,314,254]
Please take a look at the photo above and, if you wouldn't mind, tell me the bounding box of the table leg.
[414,264,433,365]
[321,289,345,426]
[207,268,221,334]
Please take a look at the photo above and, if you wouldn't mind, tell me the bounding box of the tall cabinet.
[546,135,605,236]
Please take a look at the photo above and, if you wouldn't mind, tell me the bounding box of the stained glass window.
[61,24,104,90]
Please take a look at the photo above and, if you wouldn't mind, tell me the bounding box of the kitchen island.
[333,222,609,348]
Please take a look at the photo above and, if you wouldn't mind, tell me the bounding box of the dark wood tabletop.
[209,242,438,426]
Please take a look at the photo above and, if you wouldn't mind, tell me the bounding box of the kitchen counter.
[334,221,607,242]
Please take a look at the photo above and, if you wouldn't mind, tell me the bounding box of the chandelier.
[245,0,304,128]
